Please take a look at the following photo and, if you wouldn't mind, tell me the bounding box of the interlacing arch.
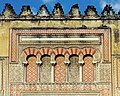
[21,47,100,62]
[81,47,98,82]
[19,47,38,63]
[35,47,51,56]
[68,48,79,55]
[53,47,66,56]
[20,47,101,83]
[80,47,97,60]
[83,47,96,56]
[22,47,38,83]
[23,47,38,56]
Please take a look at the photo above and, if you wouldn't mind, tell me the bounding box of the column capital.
[78,61,84,66]
[50,61,56,65]
[22,61,28,65]
[64,61,70,65]
[36,61,42,65]
[93,61,98,65]
[22,61,28,67]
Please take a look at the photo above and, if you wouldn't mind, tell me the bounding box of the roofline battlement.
[0,3,120,20]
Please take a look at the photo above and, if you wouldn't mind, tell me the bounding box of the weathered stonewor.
[0,3,118,19]
[10,82,111,96]
[0,2,119,96]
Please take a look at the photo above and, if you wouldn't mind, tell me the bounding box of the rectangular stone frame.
[9,28,111,63]
[20,91,100,96]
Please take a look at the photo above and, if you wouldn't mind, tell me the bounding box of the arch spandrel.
[19,47,101,64]
[19,47,38,63]
[78,47,101,63]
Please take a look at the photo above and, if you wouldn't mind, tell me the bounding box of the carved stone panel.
[69,55,79,82]
[100,64,111,82]
[40,55,51,82]
[10,64,23,82]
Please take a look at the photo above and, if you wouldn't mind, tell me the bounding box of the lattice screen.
[40,56,51,82]
[82,56,94,82]
[69,55,79,82]
[54,56,66,83]
[26,56,38,83]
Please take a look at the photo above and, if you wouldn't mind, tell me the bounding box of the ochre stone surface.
[0,3,120,96]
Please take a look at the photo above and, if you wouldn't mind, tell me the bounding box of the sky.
[0,0,120,15]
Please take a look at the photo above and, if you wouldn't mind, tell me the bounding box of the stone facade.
[0,3,119,96]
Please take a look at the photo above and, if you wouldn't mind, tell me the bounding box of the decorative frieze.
[10,82,111,96]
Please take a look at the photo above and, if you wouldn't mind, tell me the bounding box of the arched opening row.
[23,54,96,83]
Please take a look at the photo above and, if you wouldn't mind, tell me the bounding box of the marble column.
[50,61,56,83]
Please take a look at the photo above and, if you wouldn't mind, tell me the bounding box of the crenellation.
[52,3,64,18]
[101,4,115,16]
[69,4,80,18]
[36,4,50,17]
[20,5,33,17]
[84,5,98,16]
[118,10,120,15]
[0,3,119,20]
[101,4,116,19]
[2,3,16,18]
